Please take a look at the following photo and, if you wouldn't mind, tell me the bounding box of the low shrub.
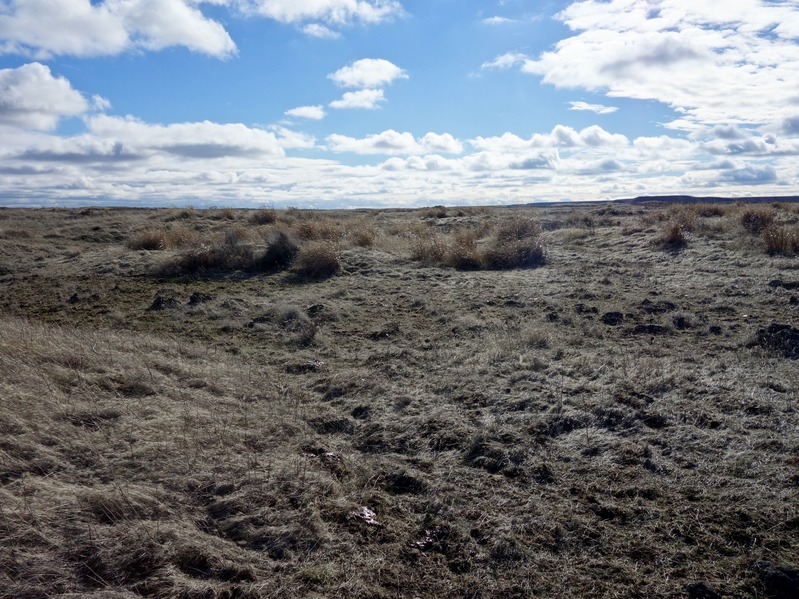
[740,206,775,234]
[482,238,547,269]
[482,216,547,269]
[249,208,277,225]
[446,231,482,270]
[657,222,689,250]
[175,242,255,274]
[259,231,299,271]
[292,241,341,279]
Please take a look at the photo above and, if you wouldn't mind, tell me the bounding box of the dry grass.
[763,224,799,255]
[292,241,341,279]
[294,218,344,242]
[0,201,797,599]
[127,225,199,250]
[739,206,775,234]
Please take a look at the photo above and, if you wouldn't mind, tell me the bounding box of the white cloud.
[270,126,317,149]
[327,130,463,155]
[237,0,404,25]
[92,95,112,112]
[515,0,799,130]
[482,16,516,25]
[0,0,236,58]
[285,105,326,120]
[328,58,408,88]
[471,125,628,152]
[85,115,285,158]
[482,51,528,70]
[569,101,617,115]
[0,63,88,130]
[420,132,463,155]
[302,23,341,39]
[329,89,385,110]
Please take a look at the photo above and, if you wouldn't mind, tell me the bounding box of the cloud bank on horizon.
[0,0,798,207]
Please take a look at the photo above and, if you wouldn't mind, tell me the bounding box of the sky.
[1,0,799,208]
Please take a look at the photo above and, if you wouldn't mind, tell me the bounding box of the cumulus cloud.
[85,115,285,159]
[285,105,326,120]
[302,23,341,39]
[327,130,463,155]
[328,58,408,88]
[471,125,628,152]
[237,0,404,26]
[498,0,799,129]
[329,89,385,110]
[569,101,617,115]
[721,164,778,185]
[0,63,88,130]
[0,0,236,58]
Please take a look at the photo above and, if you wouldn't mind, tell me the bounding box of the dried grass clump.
[259,230,299,271]
[694,203,728,218]
[667,205,698,232]
[739,206,775,234]
[294,218,344,242]
[656,221,689,251]
[248,208,277,225]
[421,205,448,219]
[348,218,376,247]
[292,241,341,279]
[482,216,547,269]
[174,242,256,275]
[410,231,449,264]
[127,226,198,250]
[763,225,799,255]
[446,231,482,270]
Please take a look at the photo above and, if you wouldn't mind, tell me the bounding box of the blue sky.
[1,0,798,207]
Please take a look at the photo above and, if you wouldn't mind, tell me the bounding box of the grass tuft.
[292,241,341,279]
[740,206,775,234]
[763,224,799,255]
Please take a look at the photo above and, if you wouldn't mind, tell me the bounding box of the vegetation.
[0,201,797,598]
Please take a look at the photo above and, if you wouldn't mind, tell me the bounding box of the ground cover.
[1,202,797,598]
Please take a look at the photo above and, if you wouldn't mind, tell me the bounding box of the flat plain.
[0,202,797,598]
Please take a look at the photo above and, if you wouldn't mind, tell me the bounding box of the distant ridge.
[523,194,799,207]
[621,194,799,205]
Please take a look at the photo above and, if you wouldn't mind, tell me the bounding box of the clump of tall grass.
[656,221,689,251]
[409,216,547,270]
[292,241,341,279]
[739,206,775,234]
[248,208,278,225]
[127,226,198,250]
[763,225,799,255]
[294,218,344,242]
[481,216,547,269]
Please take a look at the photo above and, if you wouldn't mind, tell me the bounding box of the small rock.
[602,312,625,326]
[147,295,180,311]
[750,323,799,359]
[753,561,799,599]
[188,292,213,305]
[687,582,722,599]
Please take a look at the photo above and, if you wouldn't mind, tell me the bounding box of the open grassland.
[0,202,798,598]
